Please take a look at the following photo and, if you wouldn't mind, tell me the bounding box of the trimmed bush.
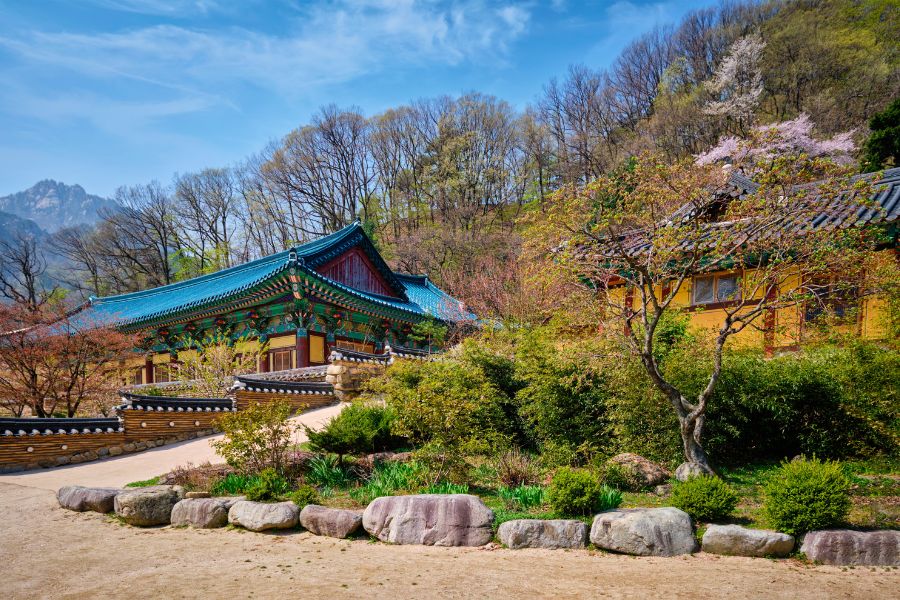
[670,476,738,522]
[546,467,621,516]
[286,484,320,510]
[763,458,851,536]
[212,400,295,475]
[245,468,291,501]
[304,403,404,462]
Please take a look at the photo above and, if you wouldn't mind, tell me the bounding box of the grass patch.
[124,476,161,488]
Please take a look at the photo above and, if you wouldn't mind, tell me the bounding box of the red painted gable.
[314,246,398,298]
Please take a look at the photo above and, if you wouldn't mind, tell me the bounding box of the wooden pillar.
[145,356,154,384]
[259,345,269,373]
[296,329,309,368]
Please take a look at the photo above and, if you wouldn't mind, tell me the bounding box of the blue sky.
[0,0,711,197]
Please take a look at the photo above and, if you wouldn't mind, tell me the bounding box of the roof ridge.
[92,221,364,305]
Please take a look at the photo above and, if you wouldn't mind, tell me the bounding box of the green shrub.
[210,473,254,495]
[514,332,612,457]
[546,467,620,516]
[304,403,405,462]
[670,476,738,522]
[286,484,320,509]
[349,460,427,505]
[498,484,545,510]
[601,462,646,492]
[212,400,295,475]
[245,468,291,501]
[306,455,353,489]
[372,357,516,455]
[763,458,851,536]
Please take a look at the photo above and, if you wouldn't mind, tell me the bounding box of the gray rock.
[114,485,184,526]
[170,498,228,528]
[363,494,494,546]
[654,484,673,496]
[498,519,587,549]
[801,530,900,566]
[608,453,671,488]
[108,446,123,456]
[590,508,698,556]
[57,486,120,513]
[702,524,794,557]
[300,504,363,538]
[675,462,715,482]
[217,495,246,510]
[228,501,299,532]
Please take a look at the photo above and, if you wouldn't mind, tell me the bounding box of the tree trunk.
[678,413,715,476]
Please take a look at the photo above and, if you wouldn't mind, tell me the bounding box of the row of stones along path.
[0,403,347,491]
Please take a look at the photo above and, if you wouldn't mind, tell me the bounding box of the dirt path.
[0,403,347,490]
[2,483,896,599]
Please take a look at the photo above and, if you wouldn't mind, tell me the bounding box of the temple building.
[77,221,472,384]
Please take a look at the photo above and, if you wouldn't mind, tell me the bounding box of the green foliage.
[408,318,448,349]
[210,473,255,496]
[670,476,739,522]
[212,400,295,475]
[349,460,427,505]
[371,349,518,455]
[423,481,470,495]
[600,463,646,493]
[125,476,161,488]
[286,484,321,509]
[304,403,404,461]
[244,467,291,502]
[306,455,353,489]
[862,98,900,172]
[546,467,621,516]
[763,457,852,536]
[671,343,899,463]
[514,331,611,459]
[498,484,545,510]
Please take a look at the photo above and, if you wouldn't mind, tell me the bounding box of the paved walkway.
[0,403,347,491]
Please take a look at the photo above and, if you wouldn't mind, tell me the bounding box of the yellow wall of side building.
[607,267,890,348]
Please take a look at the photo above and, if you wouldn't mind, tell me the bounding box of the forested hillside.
[18,0,897,315]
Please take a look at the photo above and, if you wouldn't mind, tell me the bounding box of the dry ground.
[2,483,897,600]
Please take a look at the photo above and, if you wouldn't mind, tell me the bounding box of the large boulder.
[800,530,900,566]
[363,494,494,546]
[228,501,299,532]
[114,485,184,526]
[299,505,363,538]
[170,498,229,529]
[590,508,698,556]
[498,519,587,550]
[702,524,794,557]
[57,486,120,513]
[675,462,715,482]
[608,453,671,488]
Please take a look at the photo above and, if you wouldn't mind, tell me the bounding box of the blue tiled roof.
[78,222,471,328]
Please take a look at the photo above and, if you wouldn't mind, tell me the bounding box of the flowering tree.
[178,329,267,398]
[704,34,766,134]
[697,113,855,167]
[523,137,889,475]
[0,303,138,417]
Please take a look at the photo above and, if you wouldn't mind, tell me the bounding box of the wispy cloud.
[80,0,224,16]
[1,0,532,107]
